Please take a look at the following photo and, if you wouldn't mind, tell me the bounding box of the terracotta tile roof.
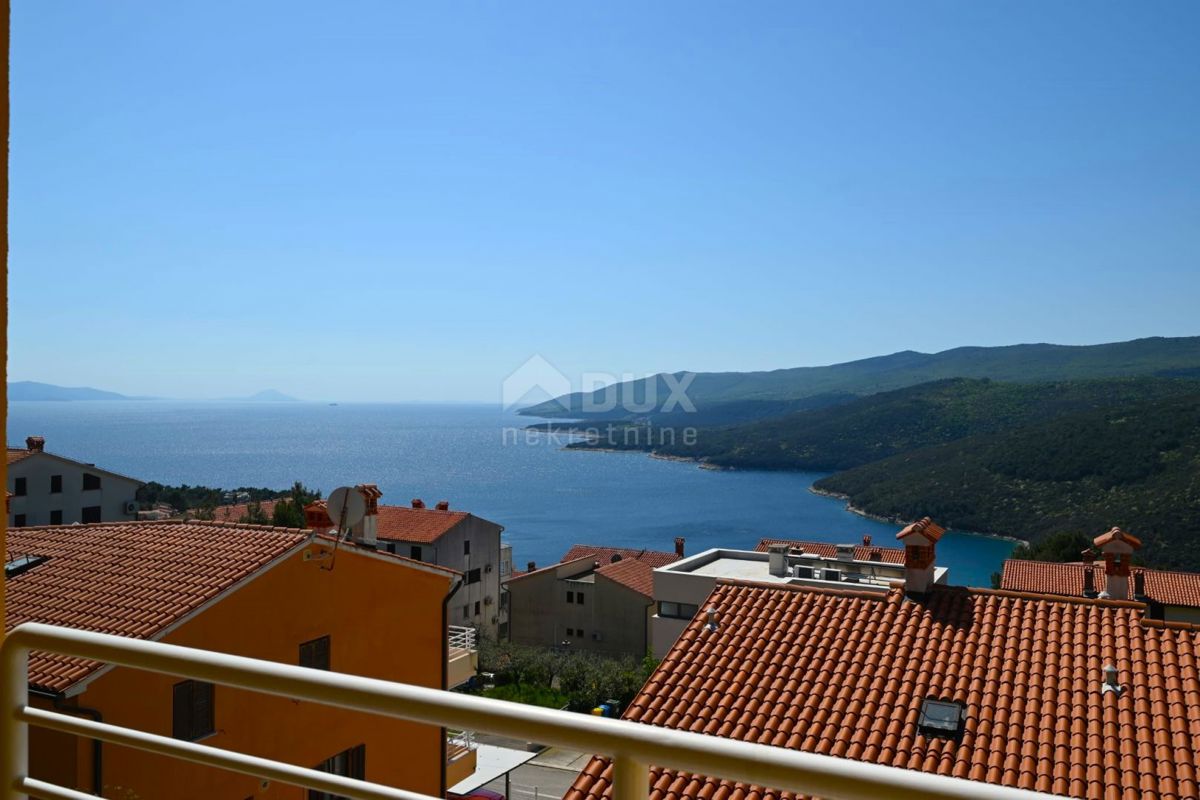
[755,538,906,565]
[596,558,657,598]
[211,499,280,523]
[1095,526,1143,550]
[4,520,308,693]
[896,516,946,543]
[375,505,469,543]
[303,502,471,544]
[562,545,680,569]
[1002,559,1200,608]
[566,580,1200,800]
[7,447,35,465]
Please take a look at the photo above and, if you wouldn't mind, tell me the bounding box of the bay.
[7,401,1014,587]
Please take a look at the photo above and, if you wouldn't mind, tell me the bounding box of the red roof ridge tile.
[895,516,946,543]
[962,584,1147,609]
[505,555,599,583]
[713,577,896,603]
[1141,618,1200,632]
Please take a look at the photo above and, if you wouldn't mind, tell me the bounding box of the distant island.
[8,381,300,402]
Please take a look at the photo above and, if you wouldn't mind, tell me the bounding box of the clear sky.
[10,1,1199,401]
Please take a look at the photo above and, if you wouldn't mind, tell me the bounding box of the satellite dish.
[326,486,366,532]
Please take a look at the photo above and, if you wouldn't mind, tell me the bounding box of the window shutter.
[172,682,191,739]
[316,636,330,670]
[191,682,214,739]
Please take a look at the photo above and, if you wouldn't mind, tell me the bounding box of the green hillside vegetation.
[522,336,1200,421]
[814,394,1200,570]
[568,377,1200,471]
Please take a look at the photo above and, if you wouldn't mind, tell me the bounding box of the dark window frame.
[13,477,26,497]
[82,473,102,491]
[299,635,331,671]
[49,510,63,525]
[81,505,102,523]
[172,680,215,741]
[658,601,699,620]
[13,514,26,528]
[409,546,422,561]
[309,744,366,800]
[463,539,471,556]
[566,590,574,603]
[49,474,63,494]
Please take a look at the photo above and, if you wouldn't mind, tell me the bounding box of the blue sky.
[11,1,1199,401]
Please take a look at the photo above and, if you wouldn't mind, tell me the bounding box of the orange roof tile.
[595,558,657,598]
[1094,526,1144,550]
[566,580,1200,800]
[1002,559,1200,607]
[562,544,680,569]
[4,520,307,692]
[895,516,946,543]
[211,499,280,523]
[755,537,906,565]
[7,447,35,465]
[375,505,470,543]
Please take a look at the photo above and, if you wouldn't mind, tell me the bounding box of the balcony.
[445,728,478,786]
[1,622,1067,800]
[447,624,478,689]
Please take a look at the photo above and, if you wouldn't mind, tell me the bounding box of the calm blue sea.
[7,401,1014,586]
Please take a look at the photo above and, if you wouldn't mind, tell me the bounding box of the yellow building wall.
[57,543,452,799]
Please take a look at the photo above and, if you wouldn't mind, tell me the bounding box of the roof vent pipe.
[1101,664,1124,697]
[705,607,719,632]
[767,544,789,578]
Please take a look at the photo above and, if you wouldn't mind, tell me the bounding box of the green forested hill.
[569,377,1200,471]
[522,336,1200,421]
[814,395,1200,569]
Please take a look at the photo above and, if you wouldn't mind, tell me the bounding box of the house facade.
[6,436,142,528]
[304,489,506,640]
[6,518,471,798]
[507,542,683,656]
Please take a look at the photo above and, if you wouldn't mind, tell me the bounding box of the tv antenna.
[320,486,366,570]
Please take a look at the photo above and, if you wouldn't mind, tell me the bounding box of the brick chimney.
[25,436,44,452]
[435,500,450,511]
[674,537,685,557]
[862,535,872,547]
[527,561,537,572]
[411,499,426,509]
[1093,527,1142,599]
[353,484,383,548]
[303,500,333,532]
[895,517,946,596]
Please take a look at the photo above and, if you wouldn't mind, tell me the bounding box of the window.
[462,604,470,619]
[575,629,583,638]
[466,568,482,585]
[474,600,481,616]
[172,680,214,740]
[658,601,699,620]
[309,744,366,800]
[50,510,62,525]
[300,636,331,670]
[13,477,26,497]
[409,546,422,561]
[917,698,965,738]
[5,555,48,578]
[50,475,63,494]
[566,628,574,637]
[13,515,26,528]
[566,590,574,603]
[577,592,585,605]
[463,540,471,556]
[81,506,102,523]
[82,473,101,491]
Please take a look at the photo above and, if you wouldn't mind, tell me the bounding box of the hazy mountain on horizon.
[8,381,300,402]
[521,335,1200,420]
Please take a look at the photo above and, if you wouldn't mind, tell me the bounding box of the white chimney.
[895,517,946,596]
[1093,527,1142,600]
[767,543,789,577]
[351,484,382,548]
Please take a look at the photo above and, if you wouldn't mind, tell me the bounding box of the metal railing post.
[610,754,647,800]
[0,637,29,800]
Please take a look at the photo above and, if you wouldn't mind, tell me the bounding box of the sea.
[7,401,1015,587]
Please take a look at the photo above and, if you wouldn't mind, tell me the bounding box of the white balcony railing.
[448,625,477,652]
[1,623,1069,800]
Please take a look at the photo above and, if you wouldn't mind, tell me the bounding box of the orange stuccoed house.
[4,516,471,799]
